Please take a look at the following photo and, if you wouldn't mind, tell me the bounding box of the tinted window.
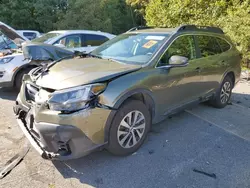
[84,34,109,46]
[23,32,37,40]
[217,38,231,52]
[54,35,82,48]
[197,36,221,57]
[158,35,196,66]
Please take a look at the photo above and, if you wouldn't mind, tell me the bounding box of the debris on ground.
[95,177,104,184]
[148,149,154,155]
[48,184,56,188]
[0,142,30,179]
[193,168,216,179]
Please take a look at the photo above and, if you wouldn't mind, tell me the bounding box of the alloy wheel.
[220,81,231,104]
[117,110,146,148]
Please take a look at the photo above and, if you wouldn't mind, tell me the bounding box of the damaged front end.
[14,73,113,160]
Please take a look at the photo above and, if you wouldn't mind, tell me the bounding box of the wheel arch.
[12,64,37,86]
[221,71,236,88]
[103,89,156,143]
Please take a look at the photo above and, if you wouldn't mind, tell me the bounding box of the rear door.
[195,35,225,95]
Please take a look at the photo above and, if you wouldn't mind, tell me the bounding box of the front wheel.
[107,100,151,156]
[210,76,233,108]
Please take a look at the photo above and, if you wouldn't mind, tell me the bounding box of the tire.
[210,76,233,108]
[15,68,32,90]
[107,100,151,156]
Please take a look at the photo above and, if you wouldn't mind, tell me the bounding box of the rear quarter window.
[216,38,231,52]
[196,35,222,57]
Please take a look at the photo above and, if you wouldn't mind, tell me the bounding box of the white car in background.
[30,30,116,53]
[0,21,115,89]
[17,30,41,40]
[0,21,30,89]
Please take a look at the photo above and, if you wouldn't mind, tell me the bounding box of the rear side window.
[217,38,231,52]
[197,35,222,57]
[84,34,109,46]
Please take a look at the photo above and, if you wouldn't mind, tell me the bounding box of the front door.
[150,35,203,115]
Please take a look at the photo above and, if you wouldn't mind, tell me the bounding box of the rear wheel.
[210,76,233,108]
[107,100,151,156]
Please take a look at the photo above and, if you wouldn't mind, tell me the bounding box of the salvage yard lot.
[0,81,250,188]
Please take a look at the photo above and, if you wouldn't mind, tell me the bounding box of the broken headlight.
[47,83,106,112]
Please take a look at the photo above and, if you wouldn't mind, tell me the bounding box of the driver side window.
[158,35,196,67]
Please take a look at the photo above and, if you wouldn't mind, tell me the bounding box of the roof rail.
[176,25,224,34]
[126,26,154,33]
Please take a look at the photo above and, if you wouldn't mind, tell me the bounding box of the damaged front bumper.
[14,104,110,160]
[14,76,113,160]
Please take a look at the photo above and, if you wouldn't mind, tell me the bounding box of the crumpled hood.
[35,57,141,90]
[22,43,74,61]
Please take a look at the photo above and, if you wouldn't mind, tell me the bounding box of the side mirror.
[54,43,66,48]
[169,55,189,67]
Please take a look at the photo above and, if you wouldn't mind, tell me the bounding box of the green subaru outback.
[14,25,241,160]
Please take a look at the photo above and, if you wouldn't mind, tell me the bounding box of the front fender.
[102,88,156,143]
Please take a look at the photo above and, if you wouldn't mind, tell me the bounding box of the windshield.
[91,33,170,64]
[0,32,17,50]
[32,33,60,43]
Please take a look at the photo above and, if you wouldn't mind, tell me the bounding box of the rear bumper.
[14,104,107,160]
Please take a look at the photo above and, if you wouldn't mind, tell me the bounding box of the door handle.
[195,67,201,73]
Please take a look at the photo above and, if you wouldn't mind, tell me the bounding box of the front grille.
[25,83,39,101]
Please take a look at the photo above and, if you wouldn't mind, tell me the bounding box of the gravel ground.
[0,80,250,188]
